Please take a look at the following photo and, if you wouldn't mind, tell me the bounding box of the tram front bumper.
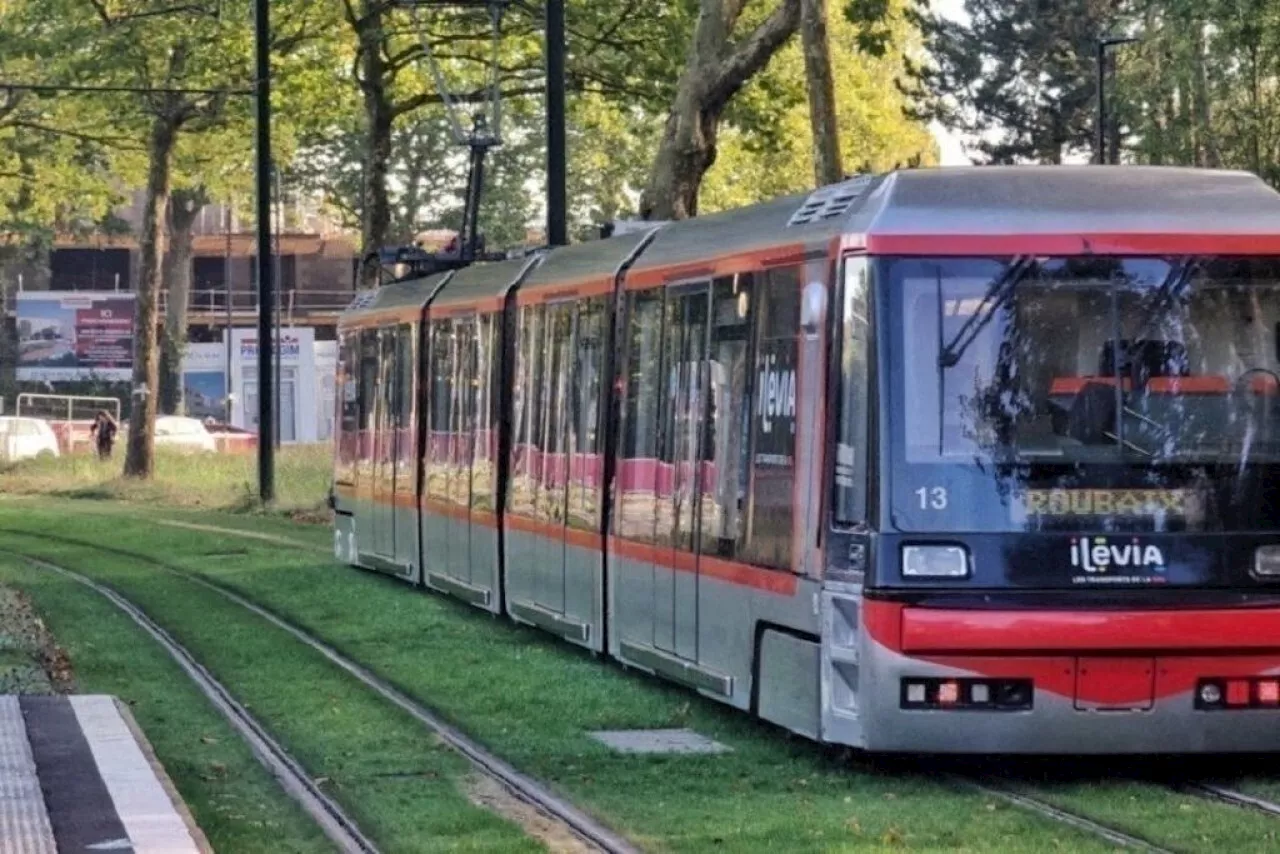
[834,600,1280,754]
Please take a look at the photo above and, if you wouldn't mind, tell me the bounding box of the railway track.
[949,775,1178,852]
[1180,782,1280,818]
[0,530,637,854]
[16,521,1280,854]
[3,551,380,854]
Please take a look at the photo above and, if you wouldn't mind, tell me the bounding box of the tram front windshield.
[881,255,1280,533]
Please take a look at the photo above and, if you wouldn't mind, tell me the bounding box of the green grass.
[0,444,332,515]
[1001,778,1280,851]
[0,531,540,853]
[0,554,336,853]
[0,501,1128,853]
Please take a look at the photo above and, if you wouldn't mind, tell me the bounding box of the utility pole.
[1096,36,1138,165]
[546,0,567,245]
[254,0,275,502]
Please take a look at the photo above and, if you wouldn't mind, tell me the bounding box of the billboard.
[16,292,134,382]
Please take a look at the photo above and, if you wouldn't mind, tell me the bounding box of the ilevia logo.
[1070,536,1166,573]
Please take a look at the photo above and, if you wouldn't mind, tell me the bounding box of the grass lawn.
[0,444,332,516]
[0,502,1135,853]
[0,531,541,853]
[0,554,336,854]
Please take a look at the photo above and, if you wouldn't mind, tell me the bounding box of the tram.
[333,166,1280,753]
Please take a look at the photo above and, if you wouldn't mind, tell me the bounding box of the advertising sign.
[16,292,134,382]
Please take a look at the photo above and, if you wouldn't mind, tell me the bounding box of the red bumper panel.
[897,606,1280,653]
[1076,657,1154,710]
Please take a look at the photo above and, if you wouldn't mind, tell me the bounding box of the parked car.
[0,417,61,462]
[154,416,218,453]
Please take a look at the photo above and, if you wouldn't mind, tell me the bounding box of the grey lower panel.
[757,631,820,739]
[619,640,733,698]
[509,600,590,644]
[358,552,413,581]
[855,640,1280,754]
[426,572,491,607]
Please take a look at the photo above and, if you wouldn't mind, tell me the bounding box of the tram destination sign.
[15,291,134,382]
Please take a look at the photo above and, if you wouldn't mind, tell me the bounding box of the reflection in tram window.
[336,333,360,486]
[835,259,871,525]
[426,320,453,501]
[394,324,414,500]
[614,268,803,571]
[541,305,574,525]
[740,267,801,570]
[615,291,664,542]
[567,298,606,531]
[449,317,476,508]
[509,305,544,518]
[700,275,752,557]
[471,314,500,514]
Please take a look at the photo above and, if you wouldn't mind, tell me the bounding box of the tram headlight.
[1254,546,1280,579]
[901,545,971,579]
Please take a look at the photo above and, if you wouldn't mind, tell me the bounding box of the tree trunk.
[1191,21,1217,168]
[640,0,801,220]
[800,0,842,186]
[357,2,393,288]
[159,187,206,415]
[124,117,177,478]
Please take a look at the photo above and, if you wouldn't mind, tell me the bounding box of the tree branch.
[709,0,801,109]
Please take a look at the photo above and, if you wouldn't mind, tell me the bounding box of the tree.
[639,0,803,220]
[908,0,1121,164]
[801,0,843,184]
[699,0,937,211]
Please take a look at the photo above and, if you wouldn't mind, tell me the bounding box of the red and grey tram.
[333,166,1280,752]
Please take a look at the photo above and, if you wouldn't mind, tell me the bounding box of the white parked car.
[0,417,60,462]
[154,416,218,453]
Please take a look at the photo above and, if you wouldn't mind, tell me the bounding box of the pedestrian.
[89,410,117,460]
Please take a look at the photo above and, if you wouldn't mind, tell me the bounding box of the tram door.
[656,285,710,661]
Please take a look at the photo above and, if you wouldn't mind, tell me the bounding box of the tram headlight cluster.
[901,545,971,579]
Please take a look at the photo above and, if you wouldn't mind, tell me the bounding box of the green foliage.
[910,0,1280,182]
[702,0,938,212]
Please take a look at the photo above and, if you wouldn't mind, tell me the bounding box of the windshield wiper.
[939,256,1036,368]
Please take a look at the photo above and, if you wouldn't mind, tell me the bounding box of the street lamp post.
[254,0,275,502]
[1096,35,1138,166]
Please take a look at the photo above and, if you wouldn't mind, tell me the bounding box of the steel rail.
[3,551,379,854]
[0,529,637,854]
[950,775,1177,853]
[1181,782,1280,818]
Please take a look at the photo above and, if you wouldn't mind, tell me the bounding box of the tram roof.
[520,226,659,298]
[857,166,1280,240]
[338,270,451,328]
[430,255,540,311]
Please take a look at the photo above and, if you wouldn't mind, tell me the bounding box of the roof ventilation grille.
[347,290,379,311]
[787,175,873,227]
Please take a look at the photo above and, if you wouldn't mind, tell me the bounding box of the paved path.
[0,695,207,854]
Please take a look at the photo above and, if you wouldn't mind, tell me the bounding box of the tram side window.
[508,304,545,519]
[700,275,753,558]
[739,267,801,570]
[358,329,380,468]
[615,291,665,542]
[426,320,453,500]
[835,259,870,524]
[471,313,498,513]
[540,304,574,525]
[449,317,476,508]
[394,324,414,490]
[568,297,606,531]
[337,333,360,480]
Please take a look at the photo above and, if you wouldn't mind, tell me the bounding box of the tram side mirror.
[801,281,827,339]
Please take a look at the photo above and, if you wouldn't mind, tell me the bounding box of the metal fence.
[160,288,354,319]
[16,393,121,423]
